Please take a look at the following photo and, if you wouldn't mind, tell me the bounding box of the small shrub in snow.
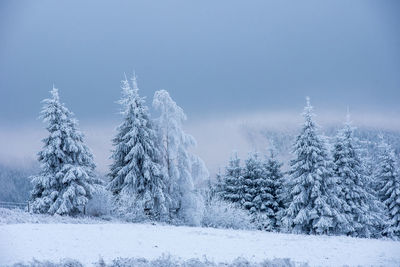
[172,193,205,227]
[106,254,180,267]
[201,198,255,230]
[112,192,149,223]
[86,186,112,217]
[252,212,274,231]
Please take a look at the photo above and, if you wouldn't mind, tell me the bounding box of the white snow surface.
[1,223,399,266]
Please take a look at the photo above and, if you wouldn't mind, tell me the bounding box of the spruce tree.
[375,138,400,237]
[31,87,96,215]
[332,115,384,237]
[242,152,265,213]
[108,75,168,220]
[282,98,343,235]
[263,149,285,230]
[213,169,225,199]
[221,152,245,205]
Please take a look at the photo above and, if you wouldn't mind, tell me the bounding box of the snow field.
[1,223,399,266]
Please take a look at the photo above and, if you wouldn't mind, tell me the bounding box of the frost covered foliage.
[112,191,149,222]
[13,255,301,267]
[375,139,400,237]
[30,88,97,216]
[86,185,113,217]
[201,198,254,230]
[282,98,343,235]
[108,75,168,221]
[332,116,385,238]
[153,90,208,226]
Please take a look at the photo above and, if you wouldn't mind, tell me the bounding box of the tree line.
[29,75,400,238]
[214,98,400,238]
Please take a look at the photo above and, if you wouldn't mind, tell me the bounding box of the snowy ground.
[1,223,399,266]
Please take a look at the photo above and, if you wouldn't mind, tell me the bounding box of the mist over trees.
[0,163,35,203]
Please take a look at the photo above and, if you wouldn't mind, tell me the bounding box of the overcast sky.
[0,0,399,172]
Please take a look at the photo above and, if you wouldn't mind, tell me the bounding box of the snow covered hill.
[1,223,399,266]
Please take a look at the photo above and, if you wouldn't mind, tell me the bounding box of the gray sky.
[0,0,399,173]
[1,0,400,122]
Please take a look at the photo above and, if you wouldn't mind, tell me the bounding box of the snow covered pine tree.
[30,87,96,215]
[108,75,169,221]
[221,152,244,205]
[240,152,280,230]
[375,138,400,237]
[211,168,225,201]
[332,113,385,237]
[263,148,285,231]
[282,97,344,235]
[242,152,265,214]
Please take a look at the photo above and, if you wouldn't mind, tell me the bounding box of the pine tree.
[213,168,225,199]
[263,148,285,230]
[153,89,206,225]
[375,138,400,237]
[282,98,343,235]
[108,75,168,220]
[221,152,245,205]
[242,152,265,213]
[31,87,96,215]
[332,114,384,237]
